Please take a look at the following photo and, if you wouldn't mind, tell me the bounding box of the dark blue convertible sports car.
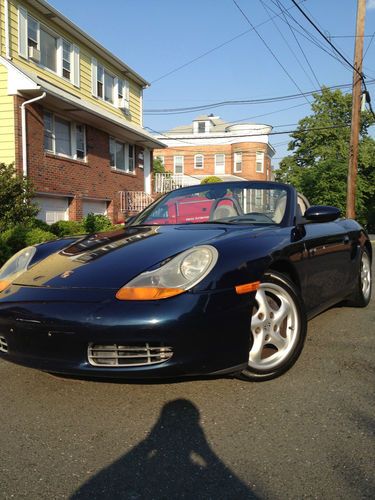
[0,181,372,381]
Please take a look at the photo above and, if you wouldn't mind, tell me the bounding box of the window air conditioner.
[28,46,41,62]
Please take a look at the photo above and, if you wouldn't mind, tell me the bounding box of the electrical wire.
[232,0,312,105]
[274,0,320,87]
[144,80,375,115]
[258,0,316,91]
[149,0,309,85]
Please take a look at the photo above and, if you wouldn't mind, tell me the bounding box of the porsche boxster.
[0,181,372,381]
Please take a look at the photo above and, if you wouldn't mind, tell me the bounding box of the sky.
[47,0,375,165]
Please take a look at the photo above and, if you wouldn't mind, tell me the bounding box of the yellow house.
[0,0,164,223]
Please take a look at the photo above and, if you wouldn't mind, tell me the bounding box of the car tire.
[238,271,307,382]
[345,249,372,307]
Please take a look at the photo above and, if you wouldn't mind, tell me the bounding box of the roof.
[25,0,150,88]
[165,115,272,136]
[1,57,165,149]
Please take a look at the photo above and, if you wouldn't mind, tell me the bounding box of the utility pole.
[346,0,366,219]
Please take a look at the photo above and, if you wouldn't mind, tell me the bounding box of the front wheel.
[238,272,307,382]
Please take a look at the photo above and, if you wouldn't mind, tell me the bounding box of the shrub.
[200,176,223,184]
[24,228,58,246]
[0,163,38,231]
[0,239,12,268]
[83,213,113,233]
[0,225,57,261]
[30,218,52,232]
[50,220,84,237]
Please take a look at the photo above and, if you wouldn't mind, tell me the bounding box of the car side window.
[297,194,309,217]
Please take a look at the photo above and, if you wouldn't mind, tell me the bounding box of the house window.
[92,62,129,110]
[43,111,86,160]
[214,154,225,174]
[198,121,206,133]
[62,40,72,80]
[19,9,80,86]
[174,156,184,174]
[40,27,57,72]
[234,152,242,173]
[109,138,135,173]
[256,151,264,173]
[194,154,204,169]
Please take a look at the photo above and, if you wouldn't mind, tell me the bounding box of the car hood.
[14,224,250,290]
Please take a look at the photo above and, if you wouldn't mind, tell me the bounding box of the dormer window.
[198,121,206,133]
[194,120,210,134]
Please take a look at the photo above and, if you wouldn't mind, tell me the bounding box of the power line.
[149,0,308,85]
[232,0,311,105]
[274,0,321,87]
[258,0,316,91]
[290,0,364,81]
[144,80,375,115]
[152,124,351,142]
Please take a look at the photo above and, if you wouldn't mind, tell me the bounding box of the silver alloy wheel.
[249,282,300,371]
[361,252,371,300]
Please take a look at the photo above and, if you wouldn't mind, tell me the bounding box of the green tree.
[276,87,375,225]
[0,163,38,231]
[153,156,166,174]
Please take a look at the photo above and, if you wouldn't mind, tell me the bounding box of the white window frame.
[91,59,130,112]
[174,155,184,174]
[109,137,135,174]
[256,151,264,173]
[194,154,204,169]
[18,8,80,87]
[214,154,225,173]
[234,152,242,173]
[43,111,86,161]
[193,121,210,134]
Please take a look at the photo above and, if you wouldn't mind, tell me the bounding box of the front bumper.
[0,285,253,379]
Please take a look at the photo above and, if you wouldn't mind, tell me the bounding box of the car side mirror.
[304,205,341,223]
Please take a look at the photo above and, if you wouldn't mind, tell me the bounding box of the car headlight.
[116,245,218,300]
[0,246,36,292]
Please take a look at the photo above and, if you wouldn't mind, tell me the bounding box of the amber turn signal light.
[0,279,11,293]
[116,287,185,301]
[235,281,260,295]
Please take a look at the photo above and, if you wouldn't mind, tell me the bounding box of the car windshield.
[132,182,289,226]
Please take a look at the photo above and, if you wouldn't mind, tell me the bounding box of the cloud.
[368,0,375,10]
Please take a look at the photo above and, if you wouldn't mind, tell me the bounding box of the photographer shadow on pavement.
[71,398,257,499]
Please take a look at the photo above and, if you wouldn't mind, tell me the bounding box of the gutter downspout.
[21,92,46,177]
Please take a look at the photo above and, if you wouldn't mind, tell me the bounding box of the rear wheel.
[238,272,307,382]
[346,249,372,307]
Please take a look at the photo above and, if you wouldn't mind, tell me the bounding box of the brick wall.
[154,142,272,181]
[15,96,145,223]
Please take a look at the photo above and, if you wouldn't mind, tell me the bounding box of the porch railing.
[120,191,154,213]
[154,173,200,193]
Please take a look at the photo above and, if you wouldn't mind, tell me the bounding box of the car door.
[300,220,352,312]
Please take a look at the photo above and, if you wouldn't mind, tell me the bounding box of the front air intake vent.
[0,336,8,353]
[88,343,173,367]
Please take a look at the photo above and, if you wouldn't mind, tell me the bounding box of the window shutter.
[91,58,98,97]
[123,79,130,112]
[18,6,28,59]
[56,38,63,76]
[73,45,80,87]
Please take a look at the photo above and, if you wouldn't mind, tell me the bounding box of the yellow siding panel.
[7,0,143,127]
[0,65,16,165]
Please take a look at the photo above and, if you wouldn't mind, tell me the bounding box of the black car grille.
[87,343,173,367]
[0,336,8,353]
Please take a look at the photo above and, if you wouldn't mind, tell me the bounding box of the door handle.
[343,235,350,244]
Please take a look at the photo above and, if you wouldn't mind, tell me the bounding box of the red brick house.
[153,115,275,192]
[0,0,165,223]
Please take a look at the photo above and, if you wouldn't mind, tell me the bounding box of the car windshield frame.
[130,181,296,228]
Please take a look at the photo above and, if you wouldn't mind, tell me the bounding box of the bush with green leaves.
[0,225,57,256]
[0,163,38,232]
[49,220,84,237]
[200,176,223,184]
[83,213,113,233]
